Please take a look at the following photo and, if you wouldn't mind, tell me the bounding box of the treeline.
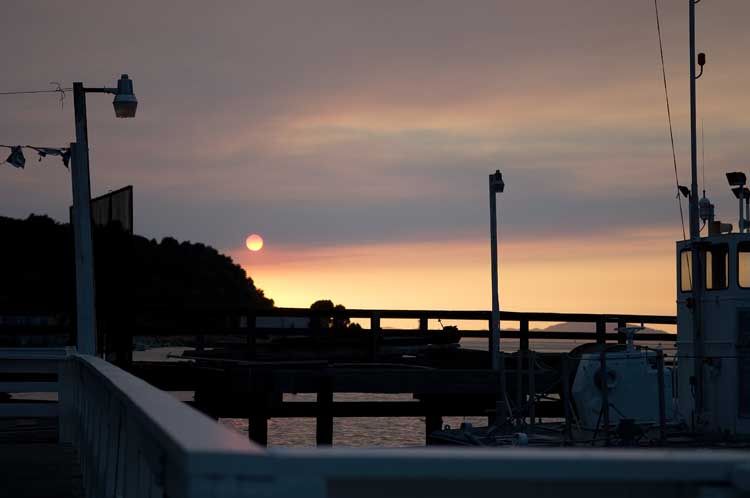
[0,214,274,314]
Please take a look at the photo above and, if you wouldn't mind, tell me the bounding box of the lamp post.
[489,170,505,369]
[71,75,137,355]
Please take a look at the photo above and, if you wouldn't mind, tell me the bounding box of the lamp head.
[112,74,137,118]
[490,169,505,193]
[726,171,746,187]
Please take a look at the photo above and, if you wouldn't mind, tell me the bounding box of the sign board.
[70,185,133,234]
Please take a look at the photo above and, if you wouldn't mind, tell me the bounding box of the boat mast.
[688,0,705,424]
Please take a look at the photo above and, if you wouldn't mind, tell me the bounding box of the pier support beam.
[425,413,443,444]
[596,319,606,345]
[519,319,529,352]
[248,390,271,446]
[316,375,334,446]
[248,415,268,446]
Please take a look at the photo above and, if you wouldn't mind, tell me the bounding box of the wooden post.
[246,314,257,359]
[419,316,428,332]
[528,351,536,427]
[316,373,334,446]
[520,318,530,352]
[561,355,572,443]
[425,413,443,444]
[617,318,627,345]
[516,351,523,422]
[248,415,268,447]
[369,312,380,361]
[248,392,268,447]
[596,318,606,345]
[599,349,610,445]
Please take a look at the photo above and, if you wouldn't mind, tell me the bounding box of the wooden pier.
[0,306,677,446]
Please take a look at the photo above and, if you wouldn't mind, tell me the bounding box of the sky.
[2,1,750,316]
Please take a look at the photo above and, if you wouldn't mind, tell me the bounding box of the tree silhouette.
[0,214,274,313]
[309,300,362,331]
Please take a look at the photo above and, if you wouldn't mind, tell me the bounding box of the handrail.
[60,354,270,497]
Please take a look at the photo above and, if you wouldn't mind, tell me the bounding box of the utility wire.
[654,0,687,241]
[0,89,70,95]
[0,83,70,108]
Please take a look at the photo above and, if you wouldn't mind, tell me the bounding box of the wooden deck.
[0,418,82,498]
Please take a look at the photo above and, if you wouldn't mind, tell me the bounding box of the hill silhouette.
[0,214,273,313]
[541,322,671,335]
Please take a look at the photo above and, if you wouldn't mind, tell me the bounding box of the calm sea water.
[137,335,677,448]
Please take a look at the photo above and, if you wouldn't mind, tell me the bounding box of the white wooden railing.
[5,348,750,497]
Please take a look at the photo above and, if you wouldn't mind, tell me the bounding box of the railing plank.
[0,402,57,417]
[0,381,58,392]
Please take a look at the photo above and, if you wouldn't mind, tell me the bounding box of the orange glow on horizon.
[230,229,678,320]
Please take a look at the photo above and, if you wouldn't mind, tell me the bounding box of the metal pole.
[656,350,667,443]
[688,0,705,426]
[72,83,98,356]
[599,350,610,446]
[489,181,500,370]
[739,197,744,233]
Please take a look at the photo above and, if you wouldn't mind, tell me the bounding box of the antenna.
[701,119,705,197]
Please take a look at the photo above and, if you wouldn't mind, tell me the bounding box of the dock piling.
[528,351,536,428]
[425,413,443,444]
[316,374,334,446]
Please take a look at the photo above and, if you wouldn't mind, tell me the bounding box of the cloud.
[1,0,749,255]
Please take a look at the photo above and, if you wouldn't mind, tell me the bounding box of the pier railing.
[0,306,677,356]
[135,307,677,352]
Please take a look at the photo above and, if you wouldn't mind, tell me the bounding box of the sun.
[245,234,264,252]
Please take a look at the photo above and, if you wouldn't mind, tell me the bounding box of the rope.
[654,0,687,241]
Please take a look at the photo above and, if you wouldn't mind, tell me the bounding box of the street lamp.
[70,74,137,355]
[488,170,507,425]
[489,169,504,370]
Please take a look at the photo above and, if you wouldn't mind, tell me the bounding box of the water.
[219,393,488,448]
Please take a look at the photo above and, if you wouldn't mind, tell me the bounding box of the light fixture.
[5,146,26,169]
[490,170,505,193]
[112,74,137,118]
[678,185,690,198]
[726,172,746,187]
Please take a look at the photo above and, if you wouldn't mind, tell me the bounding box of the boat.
[431,0,750,447]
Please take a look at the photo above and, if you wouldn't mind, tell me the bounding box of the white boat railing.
[0,349,742,498]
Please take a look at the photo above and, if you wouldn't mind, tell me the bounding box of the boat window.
[680,250,692,292]
[739,242,750,288]
[706,244,729,291]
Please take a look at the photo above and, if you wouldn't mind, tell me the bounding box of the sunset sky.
[2,1,750,315]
